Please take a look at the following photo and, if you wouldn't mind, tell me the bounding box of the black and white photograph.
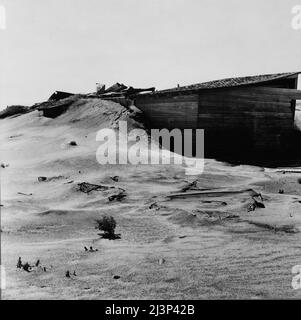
[1,0,301,306]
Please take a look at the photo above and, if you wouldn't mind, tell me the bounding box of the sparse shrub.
[95,216,116,237]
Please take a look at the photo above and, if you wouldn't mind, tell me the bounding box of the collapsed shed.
[48,91,74,101]
[36,95,79,118]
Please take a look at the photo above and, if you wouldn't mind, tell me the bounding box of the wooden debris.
[277,170,301,174]
[253,199,265,208]
[247,221,299,234]
[108,191,126,202]
[64,180,74,184]
[193,209,239,221]
[78,182,111,194]
[168,188,262,199]
[180,180,198,192]
[96,83,106,94]
[17,257,22,269]
[248,197,265,212]
[254,193,264,202]
[226,214,240,219]
[17,257,50,273]
[22,262,32,272]
[18,192,33,196]
[200,200,227,206]
[149,202,161,210]
[9,134,22,139]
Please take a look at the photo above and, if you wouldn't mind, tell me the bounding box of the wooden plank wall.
[134,85,296,151]
[197,87,294,150]
[135,94,199,129]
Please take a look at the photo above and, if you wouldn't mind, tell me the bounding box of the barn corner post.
[291,74,299,123]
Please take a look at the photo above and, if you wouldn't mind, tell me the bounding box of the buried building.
[134,72,301,159]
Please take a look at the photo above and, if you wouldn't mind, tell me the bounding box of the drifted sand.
[1,99,301,299]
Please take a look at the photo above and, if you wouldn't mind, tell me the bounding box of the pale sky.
[0,0,301,108]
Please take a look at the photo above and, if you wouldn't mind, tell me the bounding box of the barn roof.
[153,72,300,95]
[48,91,74,101]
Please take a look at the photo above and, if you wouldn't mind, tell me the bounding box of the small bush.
[95,216,116,236]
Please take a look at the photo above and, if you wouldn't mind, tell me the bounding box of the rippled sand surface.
[1,100,301,299]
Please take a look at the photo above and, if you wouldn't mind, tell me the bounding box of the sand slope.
[1,98,301,299]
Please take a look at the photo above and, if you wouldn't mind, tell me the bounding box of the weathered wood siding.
[134,85,296,152]
[197,87,295,150]
[135,94,199,129]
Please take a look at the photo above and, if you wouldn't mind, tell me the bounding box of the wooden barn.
[134,72,301,157]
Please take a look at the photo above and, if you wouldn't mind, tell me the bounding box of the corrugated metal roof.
[154,72,300,94]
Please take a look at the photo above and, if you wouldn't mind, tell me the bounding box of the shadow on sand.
[158,128,301,168]
[97,233,121,240]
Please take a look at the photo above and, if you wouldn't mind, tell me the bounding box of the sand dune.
[1,97,301,299]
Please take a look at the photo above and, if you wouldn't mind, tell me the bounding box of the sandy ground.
[1,99,301,299]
